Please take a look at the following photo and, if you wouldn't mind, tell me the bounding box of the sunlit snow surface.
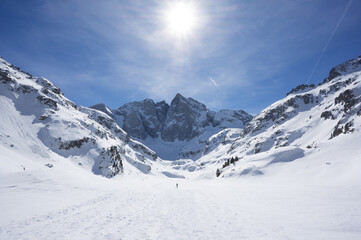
[1,168,361,239]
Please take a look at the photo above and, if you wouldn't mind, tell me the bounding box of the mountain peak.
[172,93,186,103]
[174,93,184,99]
[143,98,155,104]
[90,103,113,117]
[170,93,207,112]
[325,55,361,83]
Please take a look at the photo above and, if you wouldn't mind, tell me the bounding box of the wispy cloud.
[1,0,360,112]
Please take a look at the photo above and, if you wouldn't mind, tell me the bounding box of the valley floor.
[1,172,361,240]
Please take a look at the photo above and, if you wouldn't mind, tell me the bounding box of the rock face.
[161,93,207,142]
[116,99,168,140]
[92,93,252,143]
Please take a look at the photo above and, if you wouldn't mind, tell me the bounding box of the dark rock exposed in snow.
[286,84,315,96]
[323,55,361,83]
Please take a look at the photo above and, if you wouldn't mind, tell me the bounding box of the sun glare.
[164,2,199,38]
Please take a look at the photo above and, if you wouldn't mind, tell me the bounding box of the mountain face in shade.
[91,93,253,143]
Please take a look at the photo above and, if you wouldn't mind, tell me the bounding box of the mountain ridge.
[91,93,253,143]
[1,55,361,180]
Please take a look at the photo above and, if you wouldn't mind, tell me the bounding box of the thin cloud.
[2,0,360,112]
[209,77,219,87]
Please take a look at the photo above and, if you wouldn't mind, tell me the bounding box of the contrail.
[209,77,219,87]
[306,0,353,84]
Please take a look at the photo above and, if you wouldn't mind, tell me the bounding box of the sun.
[163,2,199,38]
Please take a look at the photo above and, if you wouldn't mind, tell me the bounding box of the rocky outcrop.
[286,84,315,96]
[97,146,124,178]
[323,55,361,83]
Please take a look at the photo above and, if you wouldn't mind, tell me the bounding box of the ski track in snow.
[1,180,361,240]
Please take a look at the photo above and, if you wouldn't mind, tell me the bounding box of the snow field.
[1,172,361,240]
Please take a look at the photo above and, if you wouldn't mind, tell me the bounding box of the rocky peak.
[90,103,113,117]
[161,94,207,142]
[170,93,207,112]
[324,55,361,83]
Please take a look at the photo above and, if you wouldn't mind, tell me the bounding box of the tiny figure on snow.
[176,183,178,188]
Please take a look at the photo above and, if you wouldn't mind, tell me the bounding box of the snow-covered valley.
[2,169,361,240]
[1,55,361,239]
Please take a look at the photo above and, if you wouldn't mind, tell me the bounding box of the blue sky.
[0,0,360,114]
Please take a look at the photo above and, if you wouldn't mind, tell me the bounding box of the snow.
[1,169,361,239]
[2,121,360,240]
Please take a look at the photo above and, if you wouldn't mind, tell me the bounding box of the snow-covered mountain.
[91,93,252,159]
[195,55,361,180]
[0,57,166,178]
[1,55,361,182]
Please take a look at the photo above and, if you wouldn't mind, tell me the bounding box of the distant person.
[176,183,178,188]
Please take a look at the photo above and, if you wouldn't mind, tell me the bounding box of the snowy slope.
[196,55,361,182]
[0,57,169,178]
